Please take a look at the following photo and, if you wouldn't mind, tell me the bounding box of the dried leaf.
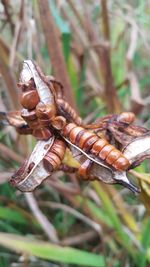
[123,134,150,164]
[20,60,55,105]
[10,137,55,191]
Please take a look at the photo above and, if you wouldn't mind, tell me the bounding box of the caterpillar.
[43,139,66,172]
[18,78,40,110]
[57,98,82,126]
[46,76,64,99]
[62,123,130,171]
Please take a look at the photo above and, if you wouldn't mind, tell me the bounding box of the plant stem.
[38,0,76,109]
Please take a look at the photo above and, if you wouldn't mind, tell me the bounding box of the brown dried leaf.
[123,134,150,165]
[10,137,55,192]
[20,60,55,105]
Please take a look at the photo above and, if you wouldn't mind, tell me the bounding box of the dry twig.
[40,201,102,234]
[0,143,23,164]
[25,192,59,243]
[38,0,76,108]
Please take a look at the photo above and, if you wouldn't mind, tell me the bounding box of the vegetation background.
[0,0,150,266]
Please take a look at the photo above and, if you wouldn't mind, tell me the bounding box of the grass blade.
[0,233,105,267]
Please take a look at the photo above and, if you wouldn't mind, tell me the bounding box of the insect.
[18,78,40,110]
[43,138,66,172]
[56,98,82,126]
[2,60,144,194]
[23,96,130,172]
[61,123,130,171]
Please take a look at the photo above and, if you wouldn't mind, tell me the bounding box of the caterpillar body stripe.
[77,159,93,179]
[117,112,135,124]
[62,123,130,171]
[57,98,82,125]
[18,78,40,110]
[43,139,66,172]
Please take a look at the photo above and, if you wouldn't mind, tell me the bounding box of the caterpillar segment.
[77,159,94,180]
[20,90,40,110]
[43,139,66,173]
[21,109,52,140]
[62,123,130,171]
[19,79,53,140]
[18,79,40,110]
[46,76,64,99]
[51,116,66,130]
[36,102,56,121]
[36,103,67,131]
[57,98,82,125]
[117,112,135,124]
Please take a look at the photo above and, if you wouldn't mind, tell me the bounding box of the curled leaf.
[123,134,150,165]
[20,60,55,105]
[0,111,26,128]
[10,137,55,192]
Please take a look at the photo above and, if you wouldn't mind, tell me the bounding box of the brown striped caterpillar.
[62,123,130,172]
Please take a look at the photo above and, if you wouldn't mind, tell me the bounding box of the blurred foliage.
[0,0,150,266]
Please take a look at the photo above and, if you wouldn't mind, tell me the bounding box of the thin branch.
[40,201,102,234]
[127,71,145,114]
[25,193,59,243]
[79,0,120,112]
[1,0,14,34]
[9,21,22,67]
[0,143,24,164]
[60,230,97,246]
[47,177,80,195]
[0,171,13,184]
[62,5,101,88]
[100,0,120,113]
[126,21,138,70]
[116,79,128,90]
[0,37,19,109]
[9,0,24,67]
[38,0,76,109]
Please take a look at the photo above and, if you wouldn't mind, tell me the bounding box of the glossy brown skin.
[21,109,52,140]
[43,139,66,172]
[78,159,93,179]
[51,116,66,130]
[21,109,37,121]
[32,128,52,140]
[38,118,50,127]
[18,78,40,110]
[62,123,130,171]
[36,102,56,120]
[21,109,39,129]
[57,98,82,125]
[117,112,135,124]
[46,77,64,99]
[20,90,40,110]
